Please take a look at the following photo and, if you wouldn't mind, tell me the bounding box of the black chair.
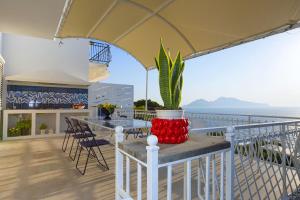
[75,122,110,175]
[68,118,96,161]
[62,117,75,152]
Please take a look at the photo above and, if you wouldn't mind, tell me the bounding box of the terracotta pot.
[151,110,188,144]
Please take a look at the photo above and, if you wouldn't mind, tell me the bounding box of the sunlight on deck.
[0,137,298,199]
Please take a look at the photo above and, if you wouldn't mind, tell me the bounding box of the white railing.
[113,110,300,199]
[115,126,232,200]
[191,120,300,199]
[115,119,300,199]
[231,121,300,199]
[133,110,300,126]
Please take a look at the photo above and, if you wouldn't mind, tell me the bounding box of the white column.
[225,126,235,200]
[115,126,124,200]
[55,112,60,134]
[31,112,36,136]
[3,111,8,139]
[281,125,288,199]
[146,135,159,200]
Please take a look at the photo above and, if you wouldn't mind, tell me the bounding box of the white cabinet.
[3,109,91,140]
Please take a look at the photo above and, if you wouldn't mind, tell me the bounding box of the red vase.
[151,118,189,144]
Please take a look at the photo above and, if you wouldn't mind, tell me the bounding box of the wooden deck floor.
[0,137,299,200]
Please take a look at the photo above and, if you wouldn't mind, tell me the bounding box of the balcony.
[88,41,111,82]
[89,41,111,64]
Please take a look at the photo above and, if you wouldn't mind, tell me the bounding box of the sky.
[103,28,300,107]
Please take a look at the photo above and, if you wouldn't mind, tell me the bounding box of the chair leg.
[72,139,81,161]
[95,146,109,170]
[65,134,71,150]
[62,133,67,152]
[76,147,90,175]
[68,137,76,160]
[75,146,82,169]
[62,133,71,152]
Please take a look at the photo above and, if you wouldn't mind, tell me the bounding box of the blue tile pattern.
[7,85,88,109]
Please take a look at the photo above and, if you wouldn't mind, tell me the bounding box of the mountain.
[183,97,269,108]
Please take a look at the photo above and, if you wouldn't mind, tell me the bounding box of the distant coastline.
[183,97,269,109]
[183,107,300,118]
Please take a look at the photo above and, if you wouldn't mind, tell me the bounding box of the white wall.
[0,32,2,54]
[1,33,89,81]
[89,82,134,116]
[0,33,4,64]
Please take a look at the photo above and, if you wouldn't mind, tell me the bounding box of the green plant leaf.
[154,57,159,71]
[174,76,183,108]
[155,40,185,109]
[170,52,184,107]
[158,42,172,108]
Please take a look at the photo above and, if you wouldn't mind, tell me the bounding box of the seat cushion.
[80,139,110,148]
[73,132,96,139]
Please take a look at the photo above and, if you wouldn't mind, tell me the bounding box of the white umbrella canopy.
[55,0,300,69]
[0,0,66,38]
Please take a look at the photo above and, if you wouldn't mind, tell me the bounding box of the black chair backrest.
[71,118,82,133]
[78,121,97,143]
[65,117,75,133]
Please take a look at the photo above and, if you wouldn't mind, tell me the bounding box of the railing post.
[115,126,124,200]
[225,126,235,200]
[146,135,159,200]
[281,124,288,200]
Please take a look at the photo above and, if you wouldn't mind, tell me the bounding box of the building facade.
[0,33,130,111]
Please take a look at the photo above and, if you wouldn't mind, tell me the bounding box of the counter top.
[4,109,91,114]
[119,134,230,164]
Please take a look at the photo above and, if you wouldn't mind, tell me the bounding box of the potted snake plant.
[151,40,189,144]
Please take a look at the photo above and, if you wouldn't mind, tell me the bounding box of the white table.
[71,116,151,131]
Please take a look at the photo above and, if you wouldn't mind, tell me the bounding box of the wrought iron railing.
[89,41,112,64]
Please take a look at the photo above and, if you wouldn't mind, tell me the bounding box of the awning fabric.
[0,0,66,38]
[55,0,300,69]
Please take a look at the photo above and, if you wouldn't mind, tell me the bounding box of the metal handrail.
[234,120,300,130]
[89,41,112,64]
[186,111,300,120]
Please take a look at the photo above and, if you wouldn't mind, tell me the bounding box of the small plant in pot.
[97,103,117,120]
[39,123,47,135]
[151,40,189,144]
[48,129,54,134]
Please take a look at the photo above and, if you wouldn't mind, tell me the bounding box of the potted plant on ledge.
[97,103,117,120]
[39,123,47,135]
[151,40,189,144]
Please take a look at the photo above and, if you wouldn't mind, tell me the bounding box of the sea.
[184,107,300,118]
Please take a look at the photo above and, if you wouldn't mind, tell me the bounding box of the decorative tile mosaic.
[7,85,88,109]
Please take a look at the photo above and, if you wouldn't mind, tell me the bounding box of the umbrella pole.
[145,69,148,111]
